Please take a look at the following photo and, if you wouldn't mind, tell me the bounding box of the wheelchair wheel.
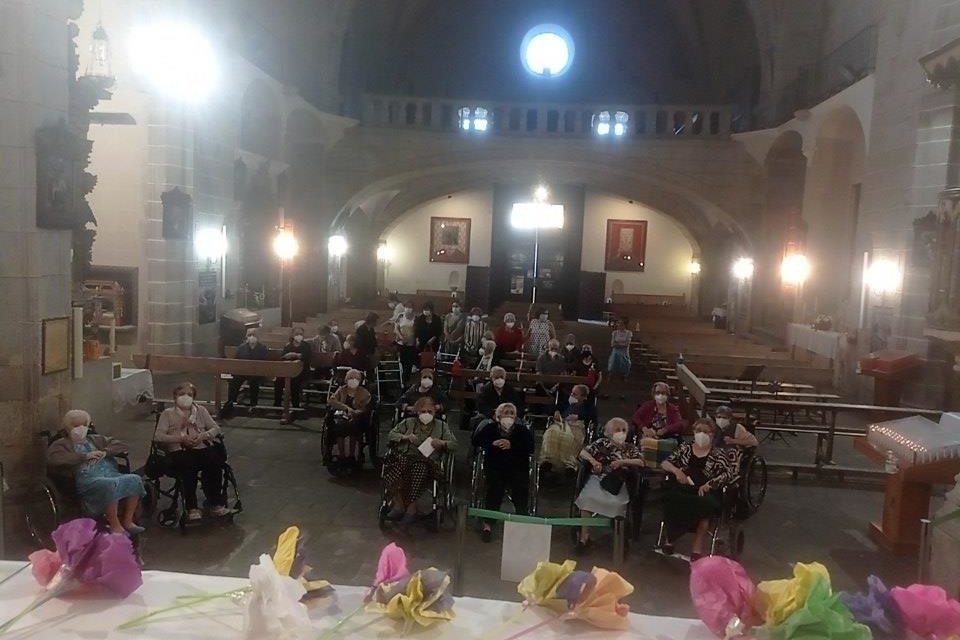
[140,481,158,520]
[470,451,485,509]
[224,465,243,513]
[528,460,540,516]
[727,522,745,560]
[745,455,767,513]
[25,478,62,549]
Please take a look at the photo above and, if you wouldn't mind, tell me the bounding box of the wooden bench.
[133,353,304,423]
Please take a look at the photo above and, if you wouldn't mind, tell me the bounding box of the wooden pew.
[133,353,304,423]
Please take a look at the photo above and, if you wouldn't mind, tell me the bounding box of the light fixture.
[510,202,564,229]
[688,260,702,275]
[732,257,754,280]
[327,234,347,258]
[458,106,472,130]
[376,243,392,262]
[613,111,629,136]
[83,21,114,84]
[594,110,611,136]
[780,254,811,286]
[521,25,575,77]
[459,107,490,132]
[533,184,549,202]
[273,228,299,260]
[128,22,219,102]
[195,227,227,261]
[866,259,901,294]
[474,107,489,131]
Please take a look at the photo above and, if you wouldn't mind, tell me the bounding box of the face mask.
[418,412,434,425]
[505,321,516,328]
[694,432,712,448]
[568,395,579,406]
[469,314,480,322]
[346,378,360,389]
[500,416,515,430]
[451,307,461,315]
[388,302,396,309]
[565,344,575,351]
[478,348,486,356]
[247,336,258,345]
[492,378,505,389]
[655,393,668,404]
[548,350,559,357]
[420,378,434,389]
[331,325,339,333]
[611,431,627,445]
[176,394,194,410]
[70,425,89,442]
[344,342,354,350]
[423,310,432,317]
[540,314,548,321]
[716,417,731,429]
[293,335,303,344]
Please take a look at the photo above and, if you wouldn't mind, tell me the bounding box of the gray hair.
[503,313,516,323]
[490,366,507,379]
[62,409,91,430]
[603,417,629,437]
[494,402,517,419]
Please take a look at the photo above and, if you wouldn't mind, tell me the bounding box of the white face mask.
[176,394,194,410]
[331,325,339,333]
[423,310,432,317]
[548,350,559,357]
[471,314,480,322]
[451,307,461,315]
[565,344,575,351]
[694,432,712,448]
[505,321,516,328]
[388,302,396,309]
[247,336,258,346]
[346,378,360,389]
[70,425,89,442]
[420,378,434,389]
[654,393,668,404]
[611,431,627,445]
[540,314,548,321]
[500,416,515,430]
[716,417,731,429]
[293,335,303,344]
[418,412,434,425]
[568,395,578,406]
[492,378,505,389]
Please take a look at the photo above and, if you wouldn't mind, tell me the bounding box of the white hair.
[62,409,91,430]
[603,417,629,437]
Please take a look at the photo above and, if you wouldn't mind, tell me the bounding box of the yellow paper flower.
[271,526,331,597]
[368,568,455,628]
[754,562,831,626]
[517,560,577,611]
[567,568,634,630]
[273,527,300,577]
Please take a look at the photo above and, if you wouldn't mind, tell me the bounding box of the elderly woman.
[632,381,684,439]
[526,307,556,355]
[48,410,145,534]
[402,368,444,415]
[714,405,759,449]
[574,417,644,554]
[494,313,525,357]
[607,318,633,380]
[463,307,488,357]
[442,302,466,351]
[384,397,457,524]
[154,382,231,521]
[562,333,581,366]
[472,403,534,542]
[327,368,372,466]
[660,417,736,560]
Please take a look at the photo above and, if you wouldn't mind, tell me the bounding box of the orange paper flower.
[567,568,633,630]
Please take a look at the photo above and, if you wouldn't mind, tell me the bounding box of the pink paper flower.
[690,556,759,637]
[28,550,61,587]
[374,543,408,587]
[890,584,960,638]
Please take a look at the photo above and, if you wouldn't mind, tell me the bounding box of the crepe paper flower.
[838,575,902,637]
[28,550,61,586]
[517,560,577,611]
[367,567,456,631]
[889,583,960,638]
[690,556,760,638]
[565,567,633,630]
[756,575,871,640]
[271,526,333,600]
[555,571,596,609]
[0,518,142,635]
[754,562,831,627]
[243,554,313,640]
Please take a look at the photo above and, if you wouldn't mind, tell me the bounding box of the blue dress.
[74,440,145,515]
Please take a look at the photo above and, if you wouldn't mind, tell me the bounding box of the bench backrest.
[133,353,303,377]
[676,363,710,408]
[453,368,588,386]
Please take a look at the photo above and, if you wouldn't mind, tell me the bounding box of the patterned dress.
[662,443,735,536]
[526,319,554,355]
[73,440,145,515]
[574,438,643,518]
[383,418,457,507]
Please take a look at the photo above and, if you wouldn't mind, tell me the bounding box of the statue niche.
[925,188,960,331]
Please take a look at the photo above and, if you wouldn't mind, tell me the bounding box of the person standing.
[526,308,556,356]
[413,302,443,355]
[443,302,466,352]
[273,327,312,408]
[355,312,379,359]
[463,307,488,359]
[607,318,633,381]
[221,328,271,417]
[395,308,418,381]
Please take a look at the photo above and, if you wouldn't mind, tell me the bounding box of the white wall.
[581,193,695,299]
[382,190,493,293]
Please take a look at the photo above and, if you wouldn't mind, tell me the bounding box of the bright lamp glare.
[128,23,218,102]
[688,260,701,275]
[866,259,900,294]
[377,244,392,262]
[780,254,811,286]
[534,185,549,202]
[195,227,227,260]
[521,25,574,77]
[327,234,348,258]
[732,257,754,280]
[273,229,298,260]
[511,202,564,230]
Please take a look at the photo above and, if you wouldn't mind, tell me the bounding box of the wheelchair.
[320,401,380,472]
[377,440,455,532]
[654,446,767,560]
[469,432,540,517]
[138,402,243,534]
[568,458,647,547]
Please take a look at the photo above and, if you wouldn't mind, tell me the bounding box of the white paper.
[500,521,552,582]
[418,437,435,458]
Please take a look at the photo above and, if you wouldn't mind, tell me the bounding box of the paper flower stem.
[0,589,60,635]
[116,587,250,630]
[497,611,567,640]
[0,562,30,589]
[316,602,365,640]
[479,604,531,640]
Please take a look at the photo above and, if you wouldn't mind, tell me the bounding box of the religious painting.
[41,317,71,375]
[604,219,648,272]
[429,217,471,263]
[161,187,193,241]
[198,268,218,325]
[35,122,78,229]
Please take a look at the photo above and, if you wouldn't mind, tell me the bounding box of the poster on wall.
[42,317,70,375]
[429,217,471,263]
[604,219,647,272]
[198,269,218,325]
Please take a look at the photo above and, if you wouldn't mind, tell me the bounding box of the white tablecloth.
[786,323,841,360]
[112,368,155,413]
[0,561,711,640]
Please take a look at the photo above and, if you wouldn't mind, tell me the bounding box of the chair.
[568,459,647,546]
[320,398,380,471]
[469,446,540,517]
[377,436,455,532]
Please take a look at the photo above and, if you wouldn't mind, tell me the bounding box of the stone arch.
[239,79,282,159]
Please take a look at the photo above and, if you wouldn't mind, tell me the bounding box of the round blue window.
[521,25,574,77]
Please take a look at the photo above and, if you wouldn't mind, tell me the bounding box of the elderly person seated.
[494,312,525,360]
[273,327,312,409]
[48,410,145,534]
[383,397,457,524]
[402,368,444,415]
[327,368,372,466]
[221,328,271,417]
[477,367,525,419]
[155,382,232,521]
[632,381,684,439]
[714,405,759,449]
[312,325,342,354]
[659,417,736,560]
[539,384,591,474]
[472,403,534,543]
[574,417,644,555]
[476,338,497,371]
[536,339,568,376]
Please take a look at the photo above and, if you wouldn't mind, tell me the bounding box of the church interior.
[4,0,960,637]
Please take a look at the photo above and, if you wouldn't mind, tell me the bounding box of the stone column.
[0,0,77,547]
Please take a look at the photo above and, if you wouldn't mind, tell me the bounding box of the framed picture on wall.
[41,316,71,375]
[604,219,648,272]
[429,217,471,264]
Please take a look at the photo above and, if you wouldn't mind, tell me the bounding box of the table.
[0,561,710,639]
[786,323,841,361]
[112,368,155,413]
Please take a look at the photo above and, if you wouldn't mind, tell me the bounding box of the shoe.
[210,506,234,517]
[385,509,405,522]
[187,509,202,521]
[123,523,145,535]
[481,528,493,543]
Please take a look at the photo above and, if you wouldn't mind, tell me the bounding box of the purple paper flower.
[555,571,597,609]
[839,575,901,637]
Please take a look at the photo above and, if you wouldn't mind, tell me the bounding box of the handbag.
[599,469,625,495]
